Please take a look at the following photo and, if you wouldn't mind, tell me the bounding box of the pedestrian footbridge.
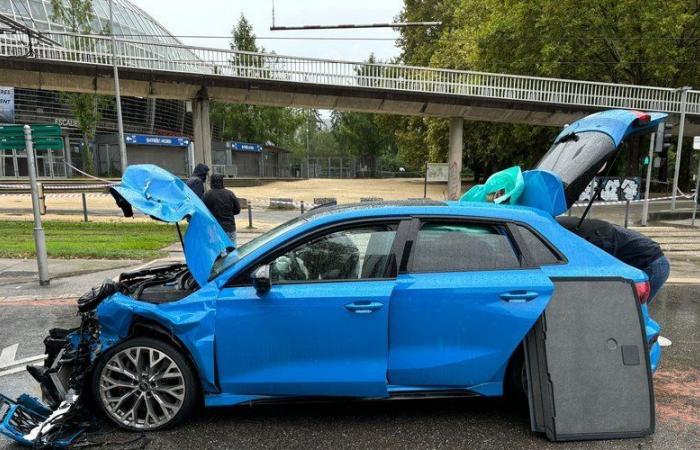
[0,32,698,133]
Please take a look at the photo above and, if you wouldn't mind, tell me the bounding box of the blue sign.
[125,134,190,147]
[230,141,262,153]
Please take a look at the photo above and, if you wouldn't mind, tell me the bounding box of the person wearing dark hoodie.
[186,163,209,198]
[203,174,241,245]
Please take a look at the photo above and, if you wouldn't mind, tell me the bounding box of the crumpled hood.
[111,164,232,286]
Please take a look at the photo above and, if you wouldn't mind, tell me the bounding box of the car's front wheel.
[92,337,197,431]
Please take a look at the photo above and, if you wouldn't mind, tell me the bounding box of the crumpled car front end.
[0,296,103,447]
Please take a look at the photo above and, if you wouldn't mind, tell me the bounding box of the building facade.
[0,0,197,178]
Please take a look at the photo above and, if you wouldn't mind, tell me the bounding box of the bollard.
[247,203,253,228]
[300,200,305,215]
[624,199,630,228]
[37,182,46,215]
[81,192,88,222]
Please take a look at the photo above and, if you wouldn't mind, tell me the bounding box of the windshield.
[209,215,307,280]
[536,131,617,207]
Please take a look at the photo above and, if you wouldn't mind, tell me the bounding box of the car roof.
[301,199,555,226]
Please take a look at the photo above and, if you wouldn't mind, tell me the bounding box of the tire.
[91,337,197,431]
[505,346,528,405]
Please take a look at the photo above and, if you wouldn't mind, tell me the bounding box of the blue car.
[1,109,662,446]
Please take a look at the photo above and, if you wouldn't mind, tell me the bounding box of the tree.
[211,15,304,150]
[394,0,700,185]
[51,0,111,174]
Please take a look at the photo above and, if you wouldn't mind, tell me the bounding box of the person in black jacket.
[186,163,209,198]
[203,174,241,245]
[557,216,670,303]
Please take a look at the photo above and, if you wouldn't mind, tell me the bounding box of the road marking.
[0,344,47,377]
[0,343,18,366]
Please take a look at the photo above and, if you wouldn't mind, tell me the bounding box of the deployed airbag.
[524,279,654,441]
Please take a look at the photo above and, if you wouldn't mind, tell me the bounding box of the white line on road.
[0,343,18,366]
[0,344,47,377]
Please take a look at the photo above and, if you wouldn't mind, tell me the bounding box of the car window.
[210,215,307,280]
[269,224,397,283]
[515,225,562,265]
[411,222,520,272]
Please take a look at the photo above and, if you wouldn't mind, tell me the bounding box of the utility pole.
[671,86,692,209]
[109,0,128,174]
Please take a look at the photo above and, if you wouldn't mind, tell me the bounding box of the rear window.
[536,131,616,206]
[515,225,562,265]
[411,222,520,272]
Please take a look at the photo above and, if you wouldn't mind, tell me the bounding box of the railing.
[1,32,699,115]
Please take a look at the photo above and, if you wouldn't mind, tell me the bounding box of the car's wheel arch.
[128,317,203,391]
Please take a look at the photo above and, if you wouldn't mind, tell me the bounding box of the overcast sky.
[131,0,404,62]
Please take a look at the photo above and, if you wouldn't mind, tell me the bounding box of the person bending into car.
[186,163,209,198]
[203,174,241,246]
[557,216,670,303]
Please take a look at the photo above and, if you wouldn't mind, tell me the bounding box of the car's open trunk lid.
[535,110,667,208]
[111,164,232,286]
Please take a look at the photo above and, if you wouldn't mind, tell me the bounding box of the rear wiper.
[557,131,579,143]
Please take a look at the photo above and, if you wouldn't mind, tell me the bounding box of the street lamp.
[109,0,128,174]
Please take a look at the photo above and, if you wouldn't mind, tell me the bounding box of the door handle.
[344,301,384,314]
[499,291,539,303]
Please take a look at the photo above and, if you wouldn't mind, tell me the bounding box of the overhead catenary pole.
[671,86,692,209]
[24,125,49,286]
[641,130,658,226]
[109,0,128,174]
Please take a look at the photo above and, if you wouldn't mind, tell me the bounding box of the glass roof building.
[0,0,197,63]
[0,0,208,178]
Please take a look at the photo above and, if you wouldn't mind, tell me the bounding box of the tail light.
[635,281,651,304]
[632,111,651,126]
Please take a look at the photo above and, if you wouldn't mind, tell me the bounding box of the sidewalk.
[0,222,696,302]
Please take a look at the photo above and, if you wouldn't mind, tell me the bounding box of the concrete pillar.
[447,117,464,200]
[192,89,213,178]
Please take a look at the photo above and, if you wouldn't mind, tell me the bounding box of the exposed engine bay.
[0,264,198,448]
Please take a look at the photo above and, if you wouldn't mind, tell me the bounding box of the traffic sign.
[693,136,700,150]
[0,124,62,150]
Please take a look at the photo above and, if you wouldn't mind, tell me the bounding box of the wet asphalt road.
[0,285,698,450]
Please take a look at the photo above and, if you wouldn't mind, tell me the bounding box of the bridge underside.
[3,58,698,134]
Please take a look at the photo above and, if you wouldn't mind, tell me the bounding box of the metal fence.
[1,32,699,116]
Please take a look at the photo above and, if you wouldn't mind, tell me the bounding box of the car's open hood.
[111,164,232,286]
[535,109,667,208]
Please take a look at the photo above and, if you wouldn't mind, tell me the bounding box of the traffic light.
[654,122,675,182]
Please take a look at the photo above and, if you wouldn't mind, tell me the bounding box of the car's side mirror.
[252,265,271,295]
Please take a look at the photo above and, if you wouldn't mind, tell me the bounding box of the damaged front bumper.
[0,394,83,447]
[0,284,111,448]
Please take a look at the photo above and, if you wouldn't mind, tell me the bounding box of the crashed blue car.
[1,109,663,446]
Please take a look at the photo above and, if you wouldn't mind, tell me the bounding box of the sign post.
[692,136,700,226]
[23,125,50,285]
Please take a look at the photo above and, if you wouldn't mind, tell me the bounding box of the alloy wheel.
[98,346,186,429]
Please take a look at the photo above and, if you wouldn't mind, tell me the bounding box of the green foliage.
[50,0,94,33]
[392,0,700,184]
[51,0,109,175]
[330,110,395,158]
[0,220,178,259]
[212,15,306,151]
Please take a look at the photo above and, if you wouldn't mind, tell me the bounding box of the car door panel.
[216,281,393,398]
[388,270,554,389]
